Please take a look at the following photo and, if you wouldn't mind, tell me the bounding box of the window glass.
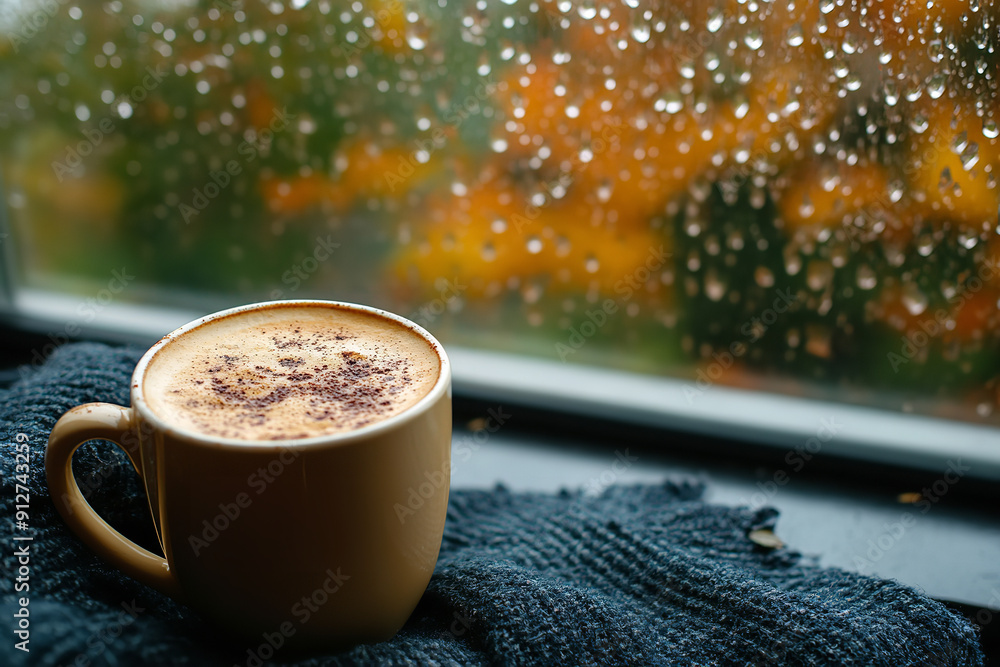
[1,0,998,425]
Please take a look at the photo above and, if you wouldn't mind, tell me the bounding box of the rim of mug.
[130,299,452,449]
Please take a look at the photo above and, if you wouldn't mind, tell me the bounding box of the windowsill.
[8,287,1000,481]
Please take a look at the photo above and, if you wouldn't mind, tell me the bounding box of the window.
[2,0,998,465]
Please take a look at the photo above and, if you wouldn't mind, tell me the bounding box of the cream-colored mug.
[46,300,452,651]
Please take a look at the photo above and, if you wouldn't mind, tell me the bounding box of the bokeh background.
[1,0,998,425]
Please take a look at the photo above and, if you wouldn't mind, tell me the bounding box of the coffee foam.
[143,305,441,441]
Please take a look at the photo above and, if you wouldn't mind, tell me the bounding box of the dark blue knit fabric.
[0,343,985,666]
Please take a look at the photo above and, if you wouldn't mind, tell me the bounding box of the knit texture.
[0,342,984,666]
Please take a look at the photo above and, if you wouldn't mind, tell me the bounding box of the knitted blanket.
[0,343,984,666]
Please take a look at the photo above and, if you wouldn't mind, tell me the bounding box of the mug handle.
[46,403,182,600]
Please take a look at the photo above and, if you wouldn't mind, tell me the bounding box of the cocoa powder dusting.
[188,327,420,439]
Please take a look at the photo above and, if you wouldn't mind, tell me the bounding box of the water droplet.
[631,22,651,43]
[704,269,727,301]
[926,74,946,99]
[961,143,980,171]
[820,0,836,14]
[406,28,427,50]
[888,179,904,203]
[928,39,944,63]
[655,92,683,114]
[798,195,815,219]
[596,180,613,202]
[578,0,597,20]
[786,23,804,47]
[755,266,775,288]
[585,255,600,273]
[784,246,802,276]
[938,167,954,191]
[806,260,834,291]
[526,236,543,253]
[477,53,492,76]
[883,81,898,106]
[959,232,979,249]
[733,94,749,119]
[744,29,763,50]
[856,265,877,290]
[623,0,639,7]
[909,113,928,134]
[707,9,724,33]
[981,118,1000,139]
[949,129,967,156]
[491,219,507,234]
[298,115,317,134]
[901,284,928,316]
[491,137,508,153]
[689,179,712,203]
[916,234,935,256]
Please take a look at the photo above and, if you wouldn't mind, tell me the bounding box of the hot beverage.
[143,303,441,440]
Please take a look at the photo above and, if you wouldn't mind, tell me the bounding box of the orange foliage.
[260,138,444,213]
[905,97,1000,230]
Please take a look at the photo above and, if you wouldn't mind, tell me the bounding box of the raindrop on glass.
[909,113,928,133]
[983,119,999,139]
[631,22,651,44]
[655,92,683,114]
[926,74,946,100]
[744,29,763,50]
[901,284,928,316]
[786,23,804,47]
[704,269,727,301]
[755,265,775,288]
[856,265,877,290]
[707,9,724,33]
[961,143,980,171]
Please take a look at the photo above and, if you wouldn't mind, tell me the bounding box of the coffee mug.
[45,300,452,650]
